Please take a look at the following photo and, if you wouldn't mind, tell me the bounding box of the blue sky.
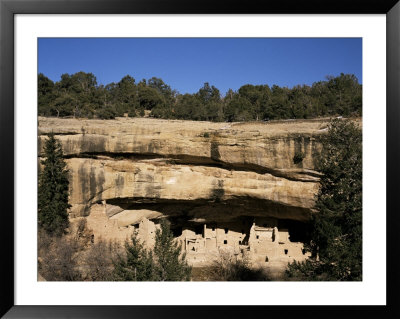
[38,38,362,95]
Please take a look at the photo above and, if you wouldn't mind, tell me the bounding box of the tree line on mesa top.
[38,72,362,121]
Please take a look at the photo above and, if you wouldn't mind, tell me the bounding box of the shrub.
[285,260,331,281]
[83,238,121,281]
[96,108,116,119]
[38,229,81,281]
[38,218,121,281]
[207,250,270,281]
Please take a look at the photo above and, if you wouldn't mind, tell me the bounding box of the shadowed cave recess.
[38,116,330,270]
[105,196,310,243]
[78,150,314,269]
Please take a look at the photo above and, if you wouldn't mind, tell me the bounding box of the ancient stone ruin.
[38,116,334,273]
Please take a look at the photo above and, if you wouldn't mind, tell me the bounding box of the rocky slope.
[38,117,332,222]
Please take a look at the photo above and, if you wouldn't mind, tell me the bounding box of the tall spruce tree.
[38,133,70,236]
[112,232,156,281]
[286,119,362,280]
[153,219,192,281]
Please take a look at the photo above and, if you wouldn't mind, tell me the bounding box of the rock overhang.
[38,117,338,223]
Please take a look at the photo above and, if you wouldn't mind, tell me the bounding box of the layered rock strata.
[38,117,329,219]
[39,116,344,270]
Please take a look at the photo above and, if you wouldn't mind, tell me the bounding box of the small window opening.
[265,256,269,262]
[224,240,227,245]
[284,249,288,255]
[192,247,195,251]
[238,241,241,245]
[224,228,228,234]
[256,235,259,239]
[91,234,94,243]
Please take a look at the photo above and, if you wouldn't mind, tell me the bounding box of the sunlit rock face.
[38,117,328,223]
[64,157,319,220]
[38,117,326,178]
[39,116,341,271]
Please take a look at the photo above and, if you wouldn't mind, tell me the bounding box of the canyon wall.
[38,117,364,272]
[38,117,329,223]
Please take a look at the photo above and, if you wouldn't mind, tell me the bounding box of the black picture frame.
[1,0,399,318]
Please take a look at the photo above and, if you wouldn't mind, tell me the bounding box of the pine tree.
[286,119,362,281]
[113,220,191,281]
[312,119,362,280]
[38,133,71,236]
[112,232,156,281]
[153,219,192,281]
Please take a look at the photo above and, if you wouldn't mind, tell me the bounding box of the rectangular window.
[224,240,227,244]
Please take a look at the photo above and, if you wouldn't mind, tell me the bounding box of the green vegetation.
[286,119,362,281]
[38,72,362,121]
[112,232,156,281]
[38,133,70,236]
[113,219,191,281]
[153,219,192,281]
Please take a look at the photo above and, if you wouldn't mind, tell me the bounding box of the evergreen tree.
[38,72,362,121]
[112,232,156,281]
[113,220,191,281]
[286,119,362,280]
[153,219,192,281]
[38,73,55,116]
[38,133,70,236]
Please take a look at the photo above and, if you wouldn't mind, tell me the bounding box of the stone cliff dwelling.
[37,117,348,272]
[86,199,311,269]
[174,216,310,266]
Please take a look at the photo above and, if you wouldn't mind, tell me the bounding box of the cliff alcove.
[38,116,344,271]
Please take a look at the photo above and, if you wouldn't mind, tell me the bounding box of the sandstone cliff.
[38,117,331,222]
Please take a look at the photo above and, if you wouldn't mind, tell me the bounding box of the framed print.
[1,0,399,318]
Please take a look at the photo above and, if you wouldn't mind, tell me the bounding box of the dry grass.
[191,251,271,281]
